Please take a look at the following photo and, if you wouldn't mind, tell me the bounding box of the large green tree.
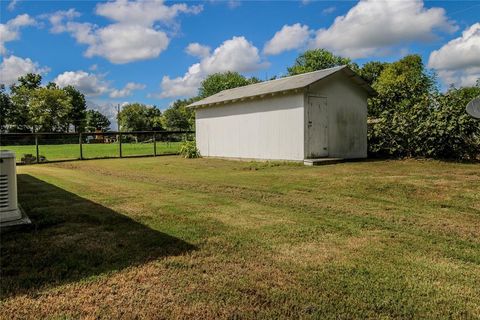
[359,61,390,86]
[85,110,111,132]
[118,103,162,131]
[161,98,197,131]
[29,87,72,132]
[369,54,435,117]
[198,71,260,98]
[9,73,43,132]
[287,49,358,76]
[63,85,87,132]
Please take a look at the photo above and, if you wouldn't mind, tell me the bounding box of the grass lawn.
[0,142,182,162]
[1,157,479,319]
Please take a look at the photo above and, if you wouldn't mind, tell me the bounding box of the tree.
[287,49,358,76]
[369,54,435,118]
[118,103,162,131]
[359,61,389,85]
[146,105,163,131]
[161,98,197,131]
[368,55,436,156]
[63,85,87,132]
[16,73,41,90]
[366,54,480,160]
[29,87,72,132]
[85,110,111,132]
[8,73,43,132]
[0,85,13,132]
[199,71,260,98]
[424,86,480,159]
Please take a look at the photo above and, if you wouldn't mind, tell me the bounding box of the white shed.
[188,66,376,162]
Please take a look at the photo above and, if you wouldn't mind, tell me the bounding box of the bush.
[368,87,480,160]
[21,154,47,164]
[180,140,201,158]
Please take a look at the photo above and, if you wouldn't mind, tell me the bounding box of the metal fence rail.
[0,130,195,164]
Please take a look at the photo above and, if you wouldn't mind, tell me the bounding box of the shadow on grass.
[0,174,195,299]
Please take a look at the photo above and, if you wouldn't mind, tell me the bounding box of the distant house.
[188,66,376,162]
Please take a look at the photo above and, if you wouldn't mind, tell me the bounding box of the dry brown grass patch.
[274,232,383,267]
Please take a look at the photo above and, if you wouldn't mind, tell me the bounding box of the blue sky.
[1,0,479,121]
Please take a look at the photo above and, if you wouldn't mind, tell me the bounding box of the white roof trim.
[188,65,376,108]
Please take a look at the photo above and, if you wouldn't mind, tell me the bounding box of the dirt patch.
[202,201,294,229]
[274,233,382,267]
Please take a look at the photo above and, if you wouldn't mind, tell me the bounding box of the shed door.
[307,96,328,158]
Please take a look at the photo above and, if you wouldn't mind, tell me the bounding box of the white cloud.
[158,63,203,98]
[158,36,267,98]
[185,42,211,58]
[109,82,146,98]
[0,14,36,54]
[95,0,203,26]
[201,36,267,74]
[45,1,202,64]
[436,69,480,88]
[54,71,110,96]
[84,24,170,64]
[0,55,49,86]
[311,0,457,58]
[54,70,146,98]
[428,23,480,87]
[263,23,310,55]
[227,0,241,9]
[322,6,336,15]
[46,8,81,33]
[208,0,241,9]
[86,100,120,128]
[7,0,19,11]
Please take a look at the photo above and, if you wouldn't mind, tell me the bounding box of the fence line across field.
[0,130,195,164]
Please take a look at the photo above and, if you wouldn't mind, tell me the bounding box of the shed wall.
[306,73,368,159]
[195,93,304,160]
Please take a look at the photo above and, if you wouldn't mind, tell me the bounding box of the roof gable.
[188,66,375,108]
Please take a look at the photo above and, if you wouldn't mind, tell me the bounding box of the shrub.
[368,86,480,160]
[21,154,47,164]
[180,140,201,158]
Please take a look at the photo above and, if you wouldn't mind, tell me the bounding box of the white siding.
[196,93,304,160]
[306,72,368,159]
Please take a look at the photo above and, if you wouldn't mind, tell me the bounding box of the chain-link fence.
[0,131,194,164]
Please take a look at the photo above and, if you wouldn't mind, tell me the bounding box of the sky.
[1,0,479,123]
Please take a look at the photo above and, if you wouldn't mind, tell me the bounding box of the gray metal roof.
[188,65,376,108]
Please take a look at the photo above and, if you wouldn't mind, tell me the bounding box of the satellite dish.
[466,97,480,119]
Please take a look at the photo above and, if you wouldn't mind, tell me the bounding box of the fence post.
[79,133,83,160]
[35,134,39,164]
[119,133,123,158]
[153,132,157,157]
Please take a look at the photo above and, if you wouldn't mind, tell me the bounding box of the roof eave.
[341,67,377,97]
[187,87,305,109]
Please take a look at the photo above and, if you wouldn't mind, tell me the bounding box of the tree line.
[0,73,113,133]
[1,49,478,159]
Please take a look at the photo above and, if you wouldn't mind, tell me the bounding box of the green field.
[0,142,182,162]
[1,157,479,319]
